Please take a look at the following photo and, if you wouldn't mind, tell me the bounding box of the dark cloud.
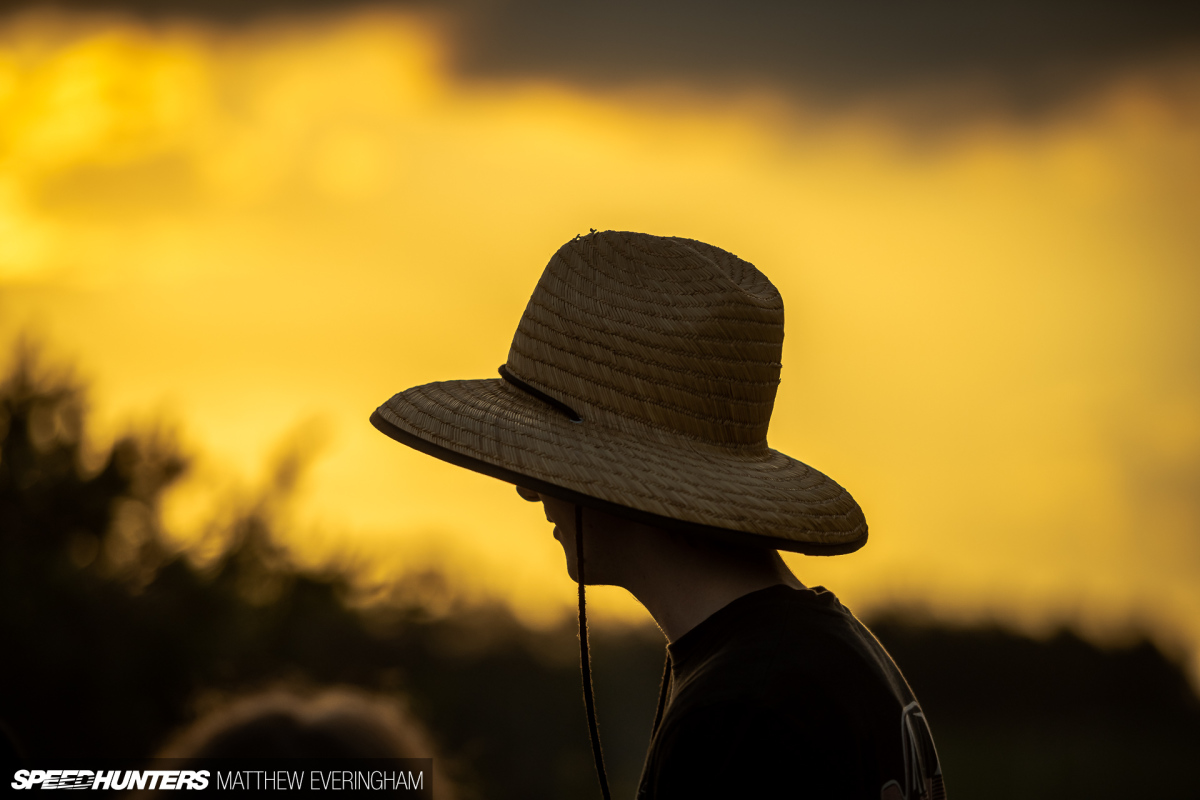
[0,0,355,21]
[453,1,1200,118]
[7,0,1200,121]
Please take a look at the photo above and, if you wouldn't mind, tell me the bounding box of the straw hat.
[371,230,866,554]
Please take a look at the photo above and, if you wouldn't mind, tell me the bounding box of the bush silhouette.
[3,340,1199,799]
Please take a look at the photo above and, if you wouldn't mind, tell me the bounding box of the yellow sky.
[2,9,1198,676]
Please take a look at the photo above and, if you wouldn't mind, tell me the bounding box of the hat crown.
[505,231,784,447]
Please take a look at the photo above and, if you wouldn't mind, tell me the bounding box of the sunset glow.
[2,8,1198,681]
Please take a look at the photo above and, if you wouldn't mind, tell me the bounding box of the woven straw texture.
[375,231,866,549]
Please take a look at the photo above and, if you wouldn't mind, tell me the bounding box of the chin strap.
[576,503,611,800]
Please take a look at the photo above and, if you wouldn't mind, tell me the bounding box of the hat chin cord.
[576,503,611,800]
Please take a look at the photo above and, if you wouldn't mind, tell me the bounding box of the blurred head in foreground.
[159,687,456,797]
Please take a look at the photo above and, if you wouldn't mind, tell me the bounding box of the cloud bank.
[8,0,1200,121]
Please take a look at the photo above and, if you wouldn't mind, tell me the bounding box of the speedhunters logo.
[6,760,432,796]
[12,770,209,790]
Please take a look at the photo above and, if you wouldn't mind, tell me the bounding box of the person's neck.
[621,545,804,643]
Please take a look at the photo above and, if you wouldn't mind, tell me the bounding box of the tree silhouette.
[2,340,1199,799]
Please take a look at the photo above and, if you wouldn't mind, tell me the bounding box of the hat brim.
[372,377,867,556]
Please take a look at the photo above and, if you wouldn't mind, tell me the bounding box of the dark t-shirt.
[636,585,944,800]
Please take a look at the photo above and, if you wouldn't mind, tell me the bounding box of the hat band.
[498,364,582,423]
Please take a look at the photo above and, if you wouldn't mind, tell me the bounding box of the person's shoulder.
[705,583,855,630]
[705,584,882,668]
[755,585,901,664]
[646,586,939,800]
[679,584,915,715]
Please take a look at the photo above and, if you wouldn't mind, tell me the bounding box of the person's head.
[155,688,459,800]
[517,485,658,586]
[158,687,444,761]
[516,485,794,593]
[373,231,867,560]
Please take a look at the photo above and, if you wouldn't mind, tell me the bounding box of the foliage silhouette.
[2,340,1199,799]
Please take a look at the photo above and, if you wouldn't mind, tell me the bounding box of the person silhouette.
[372,230,945,799]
